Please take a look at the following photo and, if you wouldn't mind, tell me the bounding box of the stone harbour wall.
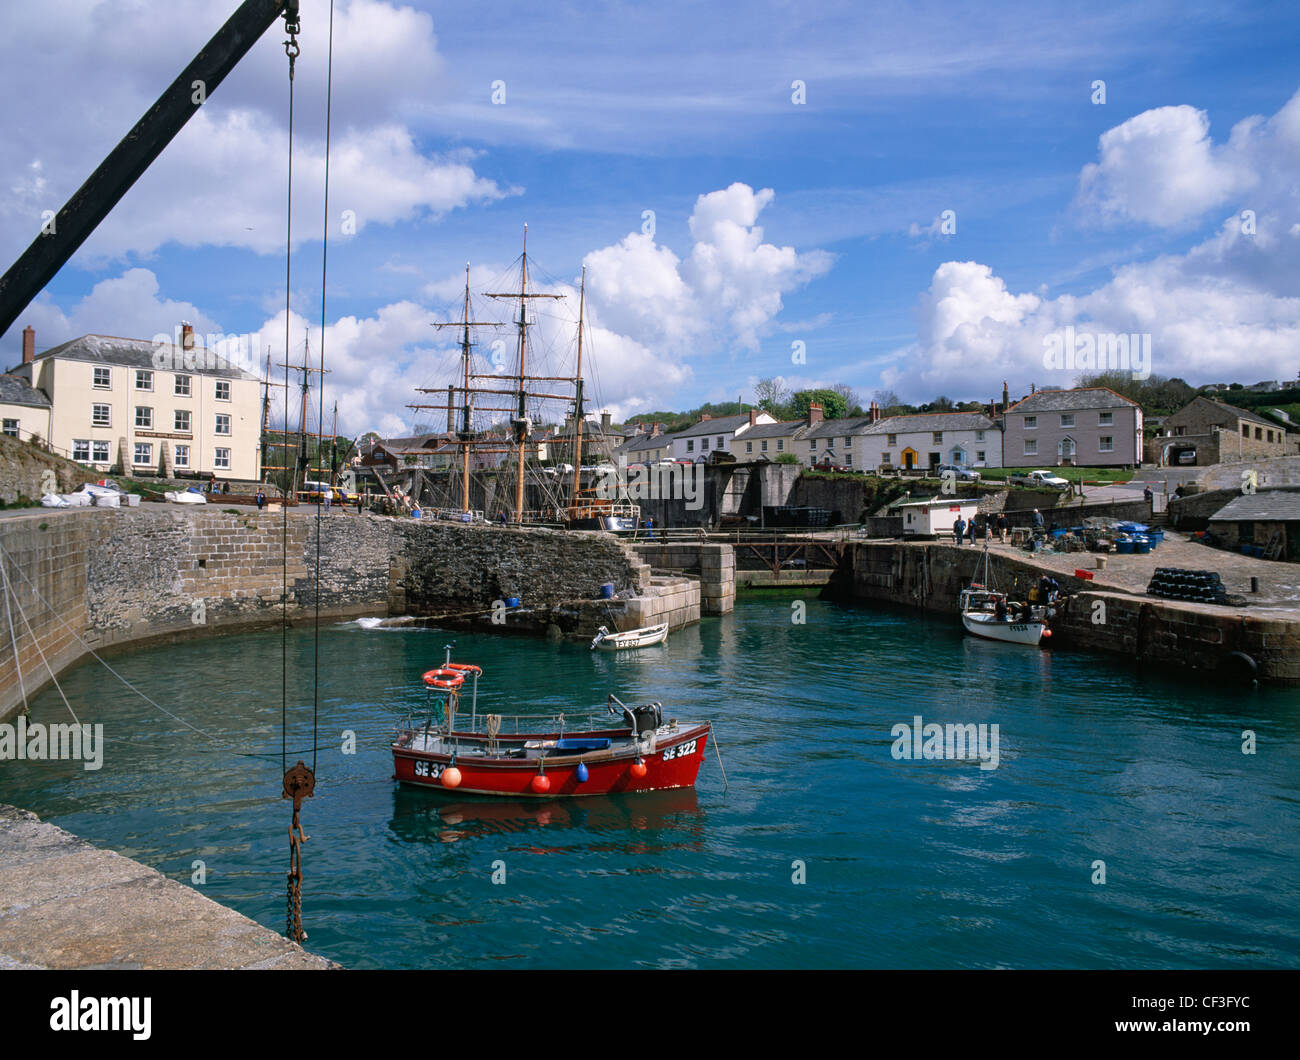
[0,507,649,720]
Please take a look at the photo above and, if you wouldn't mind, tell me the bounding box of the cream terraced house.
[9,329,262,480]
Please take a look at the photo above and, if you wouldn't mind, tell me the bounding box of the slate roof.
[34,334,261,381]
[676,413,764,438]
[1198,397,1287,431]
[1209,491,1300,522]
[739,419,808,439]
[618,432,675,453]
[865,412,997,435]
[0,373,50,408]
[802,416,875,440]
[1005,387,1138,414]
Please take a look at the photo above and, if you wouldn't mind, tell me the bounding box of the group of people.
[952,511,1012,545]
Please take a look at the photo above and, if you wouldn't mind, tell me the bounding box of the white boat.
[590,622,669,651]
[165,490,207,505]
[959,543,1048,646]
[959,588,1047,645]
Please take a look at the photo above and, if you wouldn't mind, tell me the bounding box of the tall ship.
[409,228,639,531]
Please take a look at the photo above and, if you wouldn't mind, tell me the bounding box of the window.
[1255,427,1263,440]
[1024,440,1038,456]
[73,440,91,461]
[701,437,709,450]
[932,432,943,444]
[887,434,897,446]
[761,440,769,452]
[1025,416,1037,429]
[1099,436,1114,452]
[776,440,784,451]
[716,436,724,448]
[976,451,986,462]
[745,441,753,453]
[214,447,230,469]
[92,441,110,463]
[845,453,852,465]
[215,380,231,401]
[686,440,694,453]
[135,370,153,391]
[92,404,111,427]
[1242,424,1250,437]
[175,410,191,432]
[135,406,153,429]
[810,438,817,449]
[843,437,852,447]
[93,367,111,389]
[215,413,231,436]
[174,375,191,397]
[133,442,153,466]
[1060,414,1074,427]
[976,430,985,441]
[2,418,18,438]
[175,445,189,468]
[882,452,892,465]
[1098,412,1113,426]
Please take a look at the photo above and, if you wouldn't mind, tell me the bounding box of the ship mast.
[570,266,586,517]
[484,225,564,522]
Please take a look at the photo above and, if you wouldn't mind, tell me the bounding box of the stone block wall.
[631,542,735,614]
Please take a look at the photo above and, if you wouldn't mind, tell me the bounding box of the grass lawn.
[977,467,1134,485]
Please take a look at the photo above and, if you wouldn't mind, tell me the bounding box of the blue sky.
[2,0,1298,436]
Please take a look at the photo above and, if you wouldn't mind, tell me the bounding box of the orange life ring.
[444,663,482,676]
[422,668,465,689]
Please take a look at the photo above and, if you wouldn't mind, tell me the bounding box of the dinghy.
[590,622,669,651]
[959,541,1049,646]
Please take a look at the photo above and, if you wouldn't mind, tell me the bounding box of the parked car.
[936,463,980,482]
[1008,469,1070,490]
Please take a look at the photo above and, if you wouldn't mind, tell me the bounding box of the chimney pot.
[700,413,712,422]
[22,325,35,365]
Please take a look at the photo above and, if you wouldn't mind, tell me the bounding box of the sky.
[1,0,1298,438]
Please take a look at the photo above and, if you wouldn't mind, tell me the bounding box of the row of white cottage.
[618,403,1002,471]
[617,390,1146,471]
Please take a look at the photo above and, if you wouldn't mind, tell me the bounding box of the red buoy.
[531,774,551,794]
[1042,628,1053,638]
[630,759,647,778]
[441,766,462,789]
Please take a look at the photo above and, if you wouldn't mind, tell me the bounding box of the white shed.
[898,499,981,537]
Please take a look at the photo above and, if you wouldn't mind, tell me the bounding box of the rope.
[1,555,27,714]
[311,0,336,778]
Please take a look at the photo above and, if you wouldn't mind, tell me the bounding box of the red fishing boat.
[392,647,712,797]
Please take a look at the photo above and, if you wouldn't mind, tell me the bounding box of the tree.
[832,383,863,417]
[790,388,848,421]
[753,377,792,418]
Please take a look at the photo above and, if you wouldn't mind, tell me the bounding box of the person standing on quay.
[968,514,978,545]
[953,516,966,544]
[997,512,1008,543]
[256,488,265,511]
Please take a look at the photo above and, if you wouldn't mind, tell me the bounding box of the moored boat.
[392,647,709,797]
[959,541,1051,646]
[590,622,669,651]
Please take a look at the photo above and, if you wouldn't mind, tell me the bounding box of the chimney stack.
[22,325,34,365]
[808,402,823,425]
[869,401,881,423]
[651,422,661,437]
[700,413,712,422]
[601,410,611,433]
[181,321,194,349]
[749,408,758,426]
[1002,380,1010,408]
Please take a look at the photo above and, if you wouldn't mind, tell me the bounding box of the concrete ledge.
[0,804,335,970]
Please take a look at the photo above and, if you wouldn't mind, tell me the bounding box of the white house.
[671,409,776,462]
[861,412,1002,472]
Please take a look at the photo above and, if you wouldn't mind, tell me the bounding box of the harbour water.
[2,595,1297,969]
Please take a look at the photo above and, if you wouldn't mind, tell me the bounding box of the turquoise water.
[2,596,1298,969]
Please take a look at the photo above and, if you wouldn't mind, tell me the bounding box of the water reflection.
[389,785,702,846]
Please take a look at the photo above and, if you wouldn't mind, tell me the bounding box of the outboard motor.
[630,702,662,736]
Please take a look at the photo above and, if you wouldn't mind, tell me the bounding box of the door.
[1058,437,1076,465]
